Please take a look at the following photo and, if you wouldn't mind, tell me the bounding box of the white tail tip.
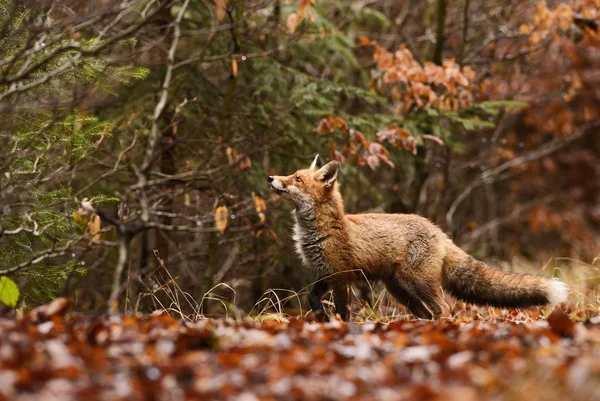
[547,279,569,305]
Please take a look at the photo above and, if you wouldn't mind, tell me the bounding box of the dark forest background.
[0,0,598,315]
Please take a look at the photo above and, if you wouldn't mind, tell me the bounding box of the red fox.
[268,155,568,320]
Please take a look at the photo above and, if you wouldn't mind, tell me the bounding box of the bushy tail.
[442,246,568,308]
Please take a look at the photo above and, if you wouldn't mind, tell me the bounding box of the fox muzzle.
[269,176,287,194]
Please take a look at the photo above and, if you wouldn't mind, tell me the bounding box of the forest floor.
[1,298,600,401]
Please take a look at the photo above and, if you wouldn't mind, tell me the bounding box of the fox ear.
[316,161,339,187]
[309,154,323,171]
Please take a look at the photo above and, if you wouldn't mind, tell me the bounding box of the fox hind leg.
[415,281,447,319]
[384,278,433,319]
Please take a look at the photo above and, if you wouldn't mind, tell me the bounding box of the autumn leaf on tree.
[253,194,267,223]
[226,147,235,164]
[73,199,101,245]
[357,36,372,46]
[316,116,348,134]
[85,215,102,245]
[214,0,228,22]
[215,206,229,234]
[231,58,238,78]
[298,0,314,21]
[287,13,299,33]
[238,154,252,172]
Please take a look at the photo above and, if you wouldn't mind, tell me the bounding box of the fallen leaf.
[548,307,576,338]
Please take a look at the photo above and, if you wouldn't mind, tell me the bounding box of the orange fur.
[268,155,568,320]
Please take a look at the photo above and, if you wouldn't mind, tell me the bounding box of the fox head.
[268,155,340,209]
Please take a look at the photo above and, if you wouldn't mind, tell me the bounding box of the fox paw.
[311,309,330,322]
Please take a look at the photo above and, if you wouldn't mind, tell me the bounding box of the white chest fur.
[292,216,332,274]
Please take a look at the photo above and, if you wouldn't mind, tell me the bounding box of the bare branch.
[110,235,129,305]
[141,0,191,173]
[446,121,600,231]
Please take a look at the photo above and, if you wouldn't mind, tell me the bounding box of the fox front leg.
[332,281,350,321]
[309,278,330,320]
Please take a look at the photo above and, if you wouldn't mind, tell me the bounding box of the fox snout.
[268,175,286,194]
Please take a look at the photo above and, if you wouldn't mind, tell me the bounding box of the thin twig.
[446,121,599,231]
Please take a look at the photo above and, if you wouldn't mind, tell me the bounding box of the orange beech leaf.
[253,195,266,214]
[316,117,334,134]
[85,215,101,245]
[331,116,348,130]
[237,154,252,172]
[357,36,372,45]
[519,24,532,34]
[315,116,346,135]
[231,58,238,78]
[287,12,298,33]
[214,0,227,22]
[253,195,267,223]
[298,0,312,21]
[215,206,228,234]
[350,129,366,144]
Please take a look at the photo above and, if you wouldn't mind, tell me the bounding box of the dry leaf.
[215,206,229,234]
[548,307,575,338]
[366,155,379,170]
[287,13,299,33]
[254,195,267,223]
[85,214,101,244]
[26,297,72,322]
[238,154,252,172]
[231,58,238,78]
[5,296,600,401]
[214,0,227,22]
[298,0,311,21]
[357,36,371,45]
[350,129,365,144]
[226,147,235,164]
[316,116,347,134]
[519,24,532,34]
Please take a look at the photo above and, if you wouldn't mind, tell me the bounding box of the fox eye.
[295,177,303,183]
